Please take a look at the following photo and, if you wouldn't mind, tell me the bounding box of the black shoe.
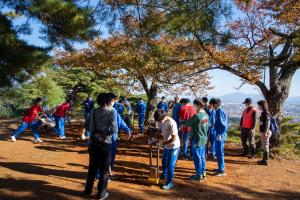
[83,190,92,196]
[239,152,248,157]
[258,160,268,166]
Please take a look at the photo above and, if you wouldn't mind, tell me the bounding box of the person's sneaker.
[212,169,220,173]
[248,154,255,159]
[97,192,109,200]
[202,171,207,180]
[34,138,43,143]
[161,182,174,190]
[189,175,203,181]
[81,134,86,140]
[59,136,67,140]
[160,174,166,180]
[11,135,16,142]
[215,171,226,177]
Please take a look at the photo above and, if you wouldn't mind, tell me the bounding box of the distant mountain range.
[213,92,300,105]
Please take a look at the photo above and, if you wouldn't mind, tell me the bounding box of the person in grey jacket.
[84,93,118,200]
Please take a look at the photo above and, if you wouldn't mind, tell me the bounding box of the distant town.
[222,103,300,124]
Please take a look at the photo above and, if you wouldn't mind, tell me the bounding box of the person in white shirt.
[154,109,180,190]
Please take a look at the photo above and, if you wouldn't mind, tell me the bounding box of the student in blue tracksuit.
[111,108,132,171]
[136,98,147,134]
[81,97,95,140]
[210,98,228,176]
[208,103,217,159]
[172,96,181,130]
[157,97,169,113]
[113,100,125,115]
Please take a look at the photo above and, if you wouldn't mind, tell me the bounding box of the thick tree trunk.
[259,66,297,147]
[145,82,158,125]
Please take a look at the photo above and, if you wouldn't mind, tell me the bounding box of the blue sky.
[13,13,300,97]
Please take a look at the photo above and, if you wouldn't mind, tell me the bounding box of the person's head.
[154,109,167,122]
[174,96,180,103]
[161,96,166,102]
[193,99,204,112]
[138,97,143,102]
[97,93,107,107]
[243,98,253,108]
[257,100,268,112]
[87,96,92,101]
[106,93,117,107]
[202,97,208,104]
[35,97,43,106]
[209,98,218,109]
[180,98,186,104]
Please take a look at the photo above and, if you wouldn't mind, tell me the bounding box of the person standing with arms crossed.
[240,98,257,158]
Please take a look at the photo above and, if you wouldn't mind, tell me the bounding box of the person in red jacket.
[179,98,196,159]
[11,97,45,143]
[53,98,71,139]
[240,98,257,158]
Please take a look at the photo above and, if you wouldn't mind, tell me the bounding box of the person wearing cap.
[240,98,257,158]
[210,98,228,177]
[136,98,147,134]
[179,98,196,159]
[157,96,169,113]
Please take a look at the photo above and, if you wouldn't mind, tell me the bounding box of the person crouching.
[154,109,180,190]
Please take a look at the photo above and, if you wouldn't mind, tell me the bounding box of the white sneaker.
[59,136,67,140]
[34,138,43,143]
[11,135,16,142]
[81,134,86,140]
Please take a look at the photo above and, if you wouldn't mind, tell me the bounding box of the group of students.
[152,96,228,191]
[10,97,71,143]
[9,93,274,200]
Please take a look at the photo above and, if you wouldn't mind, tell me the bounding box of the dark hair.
[257,100,269,111]
[193,99,204,108]
[161,96,166,100]
[180,98,186,104]
[35,97,42,104]
[202,97,208,103]
[97,93,107,107]
[154,109,167,122]
[66,96,72,103]
[209,98,218,105]
[106,93,117,105]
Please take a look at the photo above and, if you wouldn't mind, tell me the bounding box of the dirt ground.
[0,119,299,200]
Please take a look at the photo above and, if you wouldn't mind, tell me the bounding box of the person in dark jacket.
[84,93,118,200]
[240,98,257,158]
[257,100,271,166]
